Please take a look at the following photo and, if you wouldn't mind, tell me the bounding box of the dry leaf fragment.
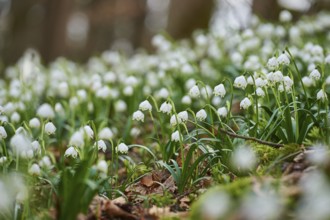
[140,174,155,187]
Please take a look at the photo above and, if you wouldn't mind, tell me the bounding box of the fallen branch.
[218,128,284,148]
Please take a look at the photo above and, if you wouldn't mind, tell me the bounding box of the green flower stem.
[286,48,309,107]
[1,139,8,157]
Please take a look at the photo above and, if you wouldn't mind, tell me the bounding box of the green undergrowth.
[251,143,302,176]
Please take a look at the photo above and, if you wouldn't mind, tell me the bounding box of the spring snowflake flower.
[196,109,207,121]
[139,100,152,111]
[310,69,321,80]
[160,102,172,115]
[213,84,226,97]
[234,76,248,89]
[64,146,78,158]
[0,156,7,165]
[29,164,41,176]
[267,57,279,70]
[326,76,330,85]
[94,140,107,152]
[217,107,228,118]
[130,127,141,138]
[115,100,127,112]
[156,88,169,99]
[117,143,128,154]
[39,156,52,169]
[317,90,327,101]
[11,112,20,123]
[44,122,56,135]
[82,125,94,139]
[178,111,188,122]
[132,110,144,122]
[189,85,200,98]
[325,54,330,64]
[182,95,192,105]
[255,78,266,87]
[272,71,284,83]
[283,76,293,89]
[123,86,133,96]
[170,115,180,126]
[171,130,182,142]
[277,53,290,65]
[302,76,313,87]
[97,160,108,173]
[36,103,55,119]
[240,97,252,109]
[0,126,7,139]
[31,140,41,154]
[55,103,65,115]
[98,127,114,140]
[69,131,84,148]
[279,10,292,22]
[29,118,40,128]
[256,88,265,97]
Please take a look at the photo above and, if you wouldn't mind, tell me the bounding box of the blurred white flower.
[132,110,144,122]
[279,10,292,22]
[45,122,56,135]
[240,97,252,109]
[256,87,265,97]
[117,143,128,154]
[232,145,256,170]
[202,191,231,219]
[39,156,52,169]
[217,107,228,118]
[94,140,107,152]
[11,112,20,123]
[29,164,41,176]
[31,140,41,154]
[317,90,327,101]
[196,109,207,121]
[29,117,41,128]
[37,103,55,119]
[0,156,7,165]
[234,76,248,89]
[189,85,200,98]
[97,160,108,173]
[302,76,313,87]
[0,126,7,139]
[156,88,169,99]
[123,86,133,96]
[213,84,226,97]
[98,127,114,140]
[139,100,152,111]
[310,69,321,80]
[130,127,141,138]
[181,95,192,105]
[55,103,65,115]
[115,100,127,112]
[242,193,282,220]
[307,144,329,165]
[64,146,78,158]
[171,130,181,142]
[69,131,84,147]
[82,125,94,139]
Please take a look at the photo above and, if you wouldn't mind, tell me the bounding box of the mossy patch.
[250,142,301,175]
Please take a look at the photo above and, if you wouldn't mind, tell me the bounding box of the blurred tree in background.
[0,0,329,65]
